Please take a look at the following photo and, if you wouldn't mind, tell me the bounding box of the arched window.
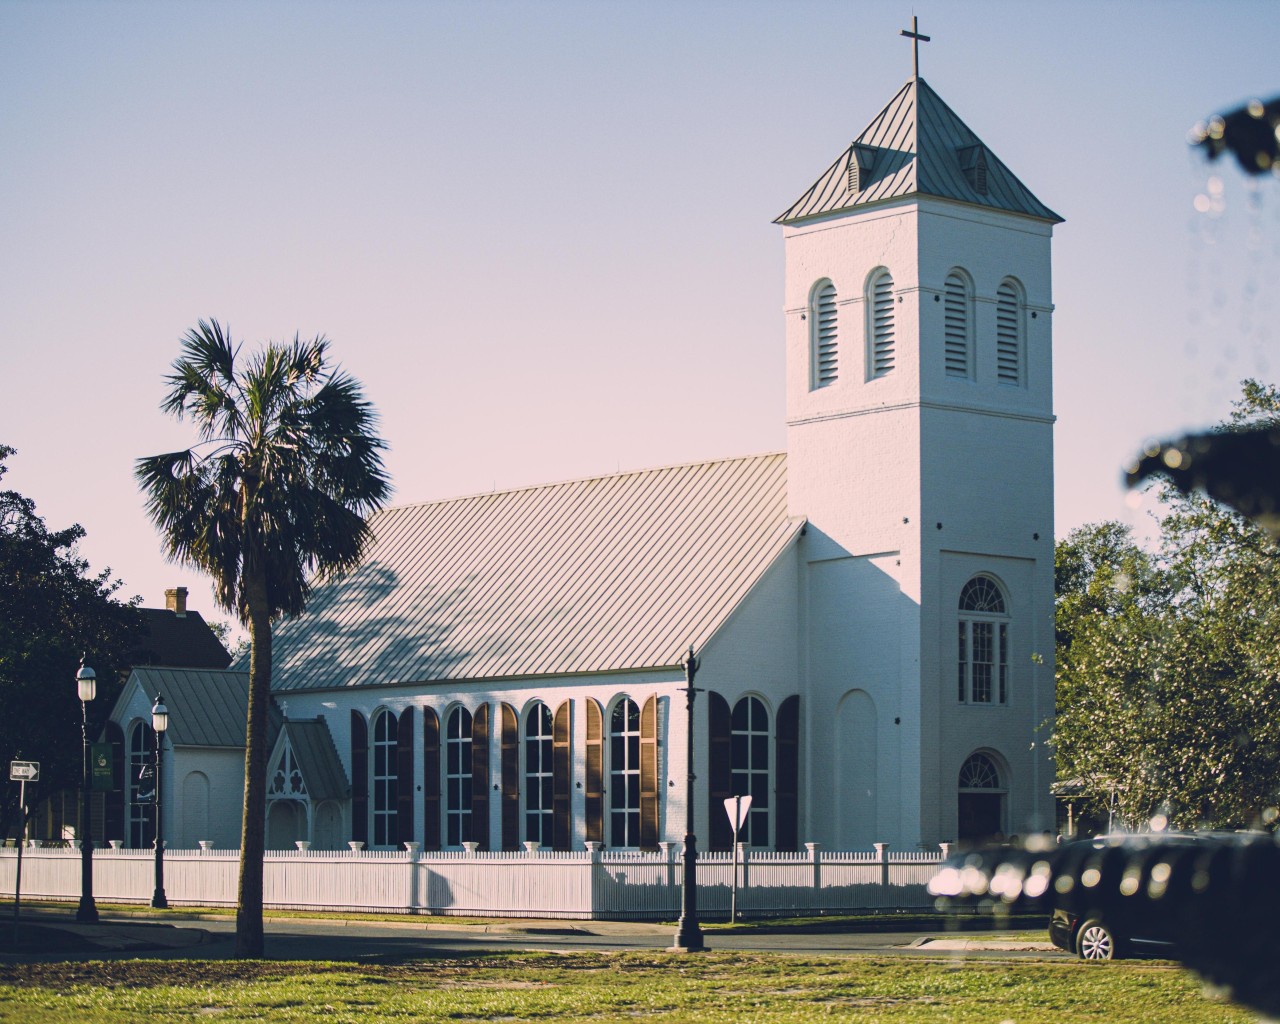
[371,709,399,847]
[943,269,973,379]
[731,696,770,846]
[524,702,554,846]
[810,280,838,388]
[958,752,1006,844]
[958,576,1009,705]
[867,269,895,378]
[128,721,155,849]
[996,278,1024,386]
[609,698,641,847]
[445,707,473,846]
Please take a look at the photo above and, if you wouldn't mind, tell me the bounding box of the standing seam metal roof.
[776,77,1062,225]
[278,719,349,802]
[269,453,802,691]
[125,666,274,749]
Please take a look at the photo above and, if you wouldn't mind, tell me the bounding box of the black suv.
[1046,832,1268,960]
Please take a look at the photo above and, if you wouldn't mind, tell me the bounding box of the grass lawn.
[0,952,1255,1023]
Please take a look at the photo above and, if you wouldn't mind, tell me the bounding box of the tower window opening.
[868,270,896,379]
[811,281,838,388]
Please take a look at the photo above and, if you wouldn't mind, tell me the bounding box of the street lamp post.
[75,657,98,923]
[150,694,169,909]
[670,646,706,952]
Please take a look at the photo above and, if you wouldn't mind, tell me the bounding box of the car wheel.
[1076,919,1119,960]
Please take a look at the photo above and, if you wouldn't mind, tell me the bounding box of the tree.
[136,321,390,956]
[0,445,141,839]
[1053,381,1280,831]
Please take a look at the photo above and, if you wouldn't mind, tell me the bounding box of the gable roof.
[269,452,802,691]
[124,666,278,749]
[776,77,1062,225]
[133,608,232,670]
[274,718,349,802]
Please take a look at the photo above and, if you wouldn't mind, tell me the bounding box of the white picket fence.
[0,841,946,920]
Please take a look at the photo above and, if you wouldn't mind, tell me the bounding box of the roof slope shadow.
[266,562,475,691]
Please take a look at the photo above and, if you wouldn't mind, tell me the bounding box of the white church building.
[109,70,1060,857]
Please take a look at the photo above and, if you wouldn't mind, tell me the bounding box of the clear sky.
[2,0,1277,631]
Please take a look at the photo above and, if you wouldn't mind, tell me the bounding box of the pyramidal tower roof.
[776,76,1062,225]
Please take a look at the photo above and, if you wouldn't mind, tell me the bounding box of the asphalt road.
[2,907,1068,963]
[99,916,1066,963]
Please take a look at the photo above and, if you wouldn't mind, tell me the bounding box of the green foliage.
[0,446,141,838]
[135,321,391,625]
[1054,381,1280,830]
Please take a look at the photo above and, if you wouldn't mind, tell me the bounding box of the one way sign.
[9,761,39,782]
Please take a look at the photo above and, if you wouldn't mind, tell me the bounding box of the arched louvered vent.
[996,280,1022,385]
[812,281,838,388]
[870,270,895,378]
[958,144,989,196]
[972,152,988,195]
[943,271,971,378]
[846,145,874,195]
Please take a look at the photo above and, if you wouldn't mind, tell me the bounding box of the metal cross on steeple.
[900,15,930,78]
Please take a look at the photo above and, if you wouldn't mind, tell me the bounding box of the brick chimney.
[165,587,188,617]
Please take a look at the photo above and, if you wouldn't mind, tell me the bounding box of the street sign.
[9,761,38,782]
[723,795,752,833]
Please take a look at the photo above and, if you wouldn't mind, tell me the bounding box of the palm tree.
[136,320,390,957]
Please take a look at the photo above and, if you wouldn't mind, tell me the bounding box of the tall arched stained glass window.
[445,707,473,846]
[731,696,770,847]
[524,702,554,846]
[609,698,641,847]
[958,576,1009,705]
[371,709,398,847]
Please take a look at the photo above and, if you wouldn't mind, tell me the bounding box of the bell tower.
[777,63,1062,847]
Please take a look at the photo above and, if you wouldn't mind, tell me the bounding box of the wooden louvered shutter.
[871,271,895,377]
[639,695,660,850]
[472,703,490,850]
[775,695,800,851]
[552,701,572,850]
[397,707,415,846]
[103,720,126,844]
[707,691,732,851]
[500,703,519,851]
[584,698,604,844]
[422,708,441,850]
[350,710,369,845]
[996,280,1021,385]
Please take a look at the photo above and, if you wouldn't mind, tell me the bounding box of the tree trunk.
[235,568,272,957]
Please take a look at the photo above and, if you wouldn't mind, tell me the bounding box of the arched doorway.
[267,800,305,850]
[180,771,210,848]
[957,752,1006,845]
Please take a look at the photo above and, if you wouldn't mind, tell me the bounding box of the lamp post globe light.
[150,693,169,909]
[75,657,98,923]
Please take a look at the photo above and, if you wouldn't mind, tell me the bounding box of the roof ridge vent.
[847,143,877,193]
[957,143,989,196]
